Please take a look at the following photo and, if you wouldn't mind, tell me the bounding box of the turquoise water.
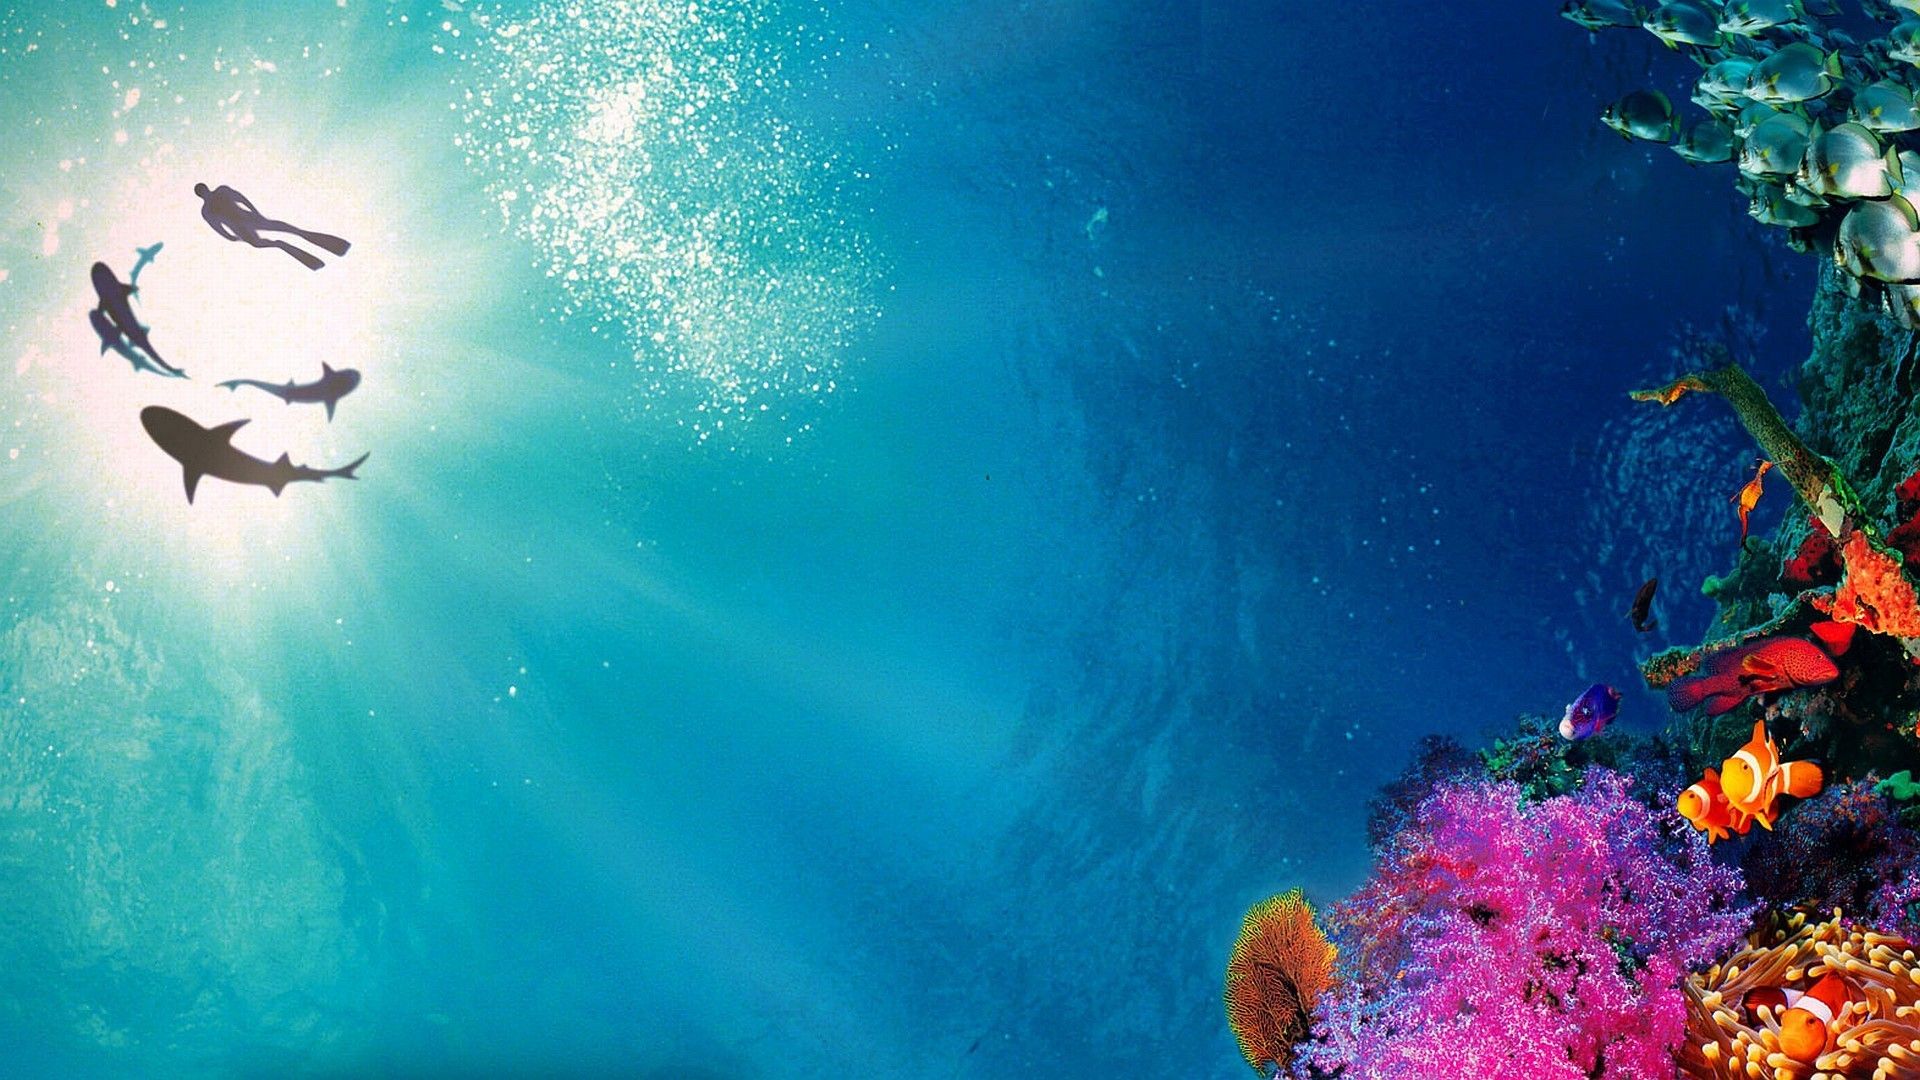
[0,1,1821,1075]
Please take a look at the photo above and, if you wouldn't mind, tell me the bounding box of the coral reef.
[1812,529,1920,640]
[1297,769,1750,1079]
[1226,13,1920,1073]
[1783,519,1843,589]
[1632,365,1861,537]
[1877,770,1920,802]
[1884,468,1920,574]
[1362,734,1476,849]
[1224,890,1336,1076]
[1480,714,1581,799]
[1742,781,1920,929]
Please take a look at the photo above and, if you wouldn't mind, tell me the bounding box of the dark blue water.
[0,1,1820,1075]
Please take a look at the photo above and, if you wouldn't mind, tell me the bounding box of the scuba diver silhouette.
[193,182,352,270]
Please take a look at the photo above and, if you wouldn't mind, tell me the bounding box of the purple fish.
[1559,683,1621,741]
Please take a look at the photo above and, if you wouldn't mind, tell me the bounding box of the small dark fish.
[1630,577,1659,633]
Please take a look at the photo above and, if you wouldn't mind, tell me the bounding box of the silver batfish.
[1739,111,1812,176]
[1745,42,1842,104]
[1749,182,1822,226]
[1602,89,1680,142]
[1798,122,1902,199]
[1675,118,1738,163]
[1852,81,1920,134]
[1645,1,1725,47]
[1836,195,1920,281]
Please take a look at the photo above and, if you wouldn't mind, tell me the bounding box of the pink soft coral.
[1299,769,1751,1079]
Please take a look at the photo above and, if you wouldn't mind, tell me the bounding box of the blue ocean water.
[0,1,1826,1075]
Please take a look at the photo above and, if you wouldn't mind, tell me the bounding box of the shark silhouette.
[140,406,368,503]
[89,261,180,376]
[218,362,361,420]
[129,242,162,282]
[90,308,187,378]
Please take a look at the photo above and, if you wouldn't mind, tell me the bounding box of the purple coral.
[1744,779,1920,937]
[1299,768,1751,1079]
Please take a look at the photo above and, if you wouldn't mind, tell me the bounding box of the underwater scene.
[23,0,1920,1076]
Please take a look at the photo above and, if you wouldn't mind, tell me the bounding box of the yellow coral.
[1679,910,1920,1080]
[1224,889,1337,1075]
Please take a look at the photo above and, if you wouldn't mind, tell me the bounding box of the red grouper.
[1666,635,1840,716]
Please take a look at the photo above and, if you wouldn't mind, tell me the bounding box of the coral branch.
[1632,365,1861,537]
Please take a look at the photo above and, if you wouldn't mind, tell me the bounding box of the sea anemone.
[1678,910,1920,1080]
[1224,889,1336,1075]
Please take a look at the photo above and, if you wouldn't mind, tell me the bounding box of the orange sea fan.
[1224,889,1337,1075]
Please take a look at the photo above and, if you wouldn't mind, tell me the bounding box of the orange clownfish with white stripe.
[1675,768,1752,844]
[1746,972,1853,1063]
[1720,719,1823,831]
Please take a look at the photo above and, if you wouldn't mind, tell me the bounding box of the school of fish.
[1567,0,1920,327]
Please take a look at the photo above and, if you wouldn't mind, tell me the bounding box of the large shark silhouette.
[140,406,367,503]
[89,259,183,377]
[218,362,361,420]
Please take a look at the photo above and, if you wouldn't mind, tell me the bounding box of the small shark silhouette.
[129,242,163,283]
[89,261,179,375]
[218,362,361,420]
[140,406,368,503]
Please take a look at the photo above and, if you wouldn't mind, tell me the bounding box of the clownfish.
[1677,768,1752,843]
[1779,972,1852,1062]
[1721,719,1824,831]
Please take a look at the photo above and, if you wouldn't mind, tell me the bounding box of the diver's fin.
[208,419,249,442]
